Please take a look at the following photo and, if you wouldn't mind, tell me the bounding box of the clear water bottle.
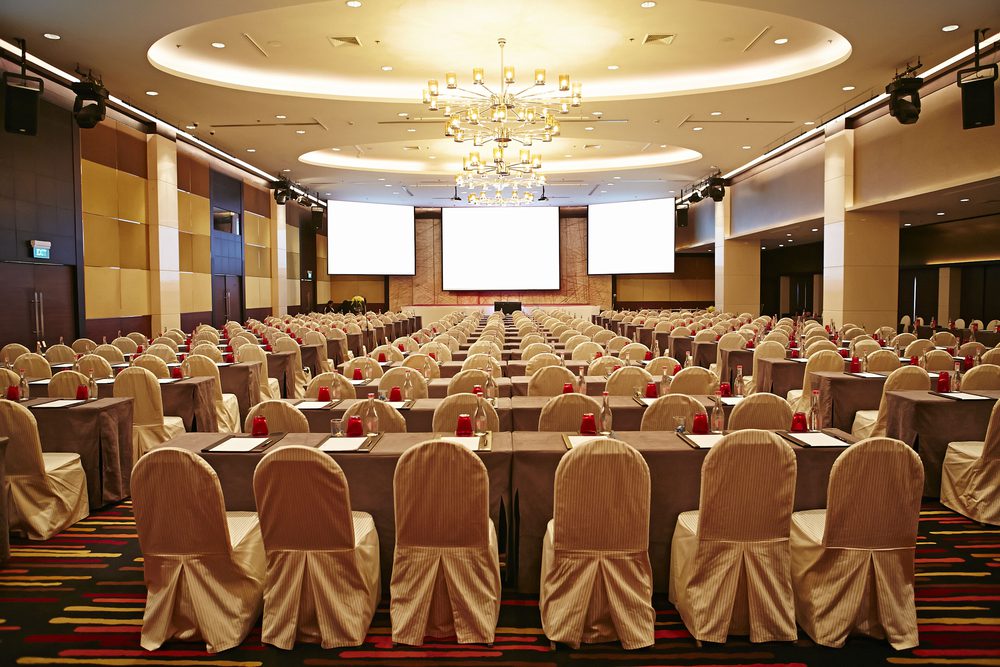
[953,361,963,392]
[710,392,725,433]
[659,367,671,397]
[403,370,414,400]
[18,370,29,401]
[684,351,693,368]
[733,365,745,397]
[576,366,586,394]
[808,389,821,431]
[361,344,368,359]
[423,357,434,380]
[484,368,498,401]
[473,396,488,435]
[363,393,380,435]
[88,370,98,399]
[652,339,660,358]
[599,391,612,435]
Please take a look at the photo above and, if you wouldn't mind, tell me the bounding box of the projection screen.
[587,198,676,274]
[327,200,415,275]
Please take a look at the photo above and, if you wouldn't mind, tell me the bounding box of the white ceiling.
[1,0,996,207]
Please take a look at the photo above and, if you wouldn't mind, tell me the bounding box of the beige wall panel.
[192,235,212,274]
[616,277,645,301]
[287,279,301,306]
[84,266,121,319]
[316,234,328,258]
[731,141,824,236]
[177,191,192,232]
[191,272,213,312]
[179,272,196,312]
[286,229,300,253]
[81,160,117,218]
[190,195,211,236]
[177,232,194,273]
[316,281,330,304]
[116,171,147,224]
[83,213,120,268]
[119,268,151,316]
[118,221,149,270]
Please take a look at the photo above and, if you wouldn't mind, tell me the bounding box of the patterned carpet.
[1,501,998,666]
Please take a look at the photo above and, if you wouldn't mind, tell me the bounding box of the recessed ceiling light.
[282,168,291,172]
[741,145,751,150]
[275,114,287,119]
[591,145,602,149]
[600,190,607,193]
[710,111,722,116]
[43,33,61,40]
[185,124,196,130]
[640,1,656,7]
[428,155,436,159]
[246,148,256,153]
[613,176,621,179]
[803,121,815,126]
[942,24,959,32]
[607,183,614,186]
[397,112,408,117]
[406,128,416,133]
[786,233,792,236]
[563,154,573,158]
[788,239,794,242]
[659,144,667,148]
[384,184,392,187]
[761,246,766,249]
[591,111,603,117]
[345,0,362,6]
[811,228,818,232]
[904,223,912,227]
[381,65,393,71]
[378,178,386,181]
[584,126,595,131]
[392,192,399,195]
[295,130,306,134]
[842,85,855,91]
[668,190,675,194]
[145,90,158,96]
[607,65,619,70]
[211,42,226,49]
[960,197,970,202]
[692,126,703,131]
[779,244,784,247]
[773,38,789,45]
[936,211,946,216]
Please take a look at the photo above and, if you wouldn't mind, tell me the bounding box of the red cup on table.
[76,384,89,400]
[579,412,597,435]
[691,412,709,434]
[346,415,364,437]
[353,368,363,380]
[719,382,732,398]
[645,382,658,398]
[178,352,186,362]
[789,340,798,349]
[838,348,849,358]
[251,415,269,436]
[5,386,19,401]
[171,366,183,378]
[644,350,653,361]
[136,344,144,354]
[225,353,234,363]
[317,385,332,402]
[456,413,473,437]
[389,386,402,402]
[746,339,755,349]
[562,382,575,394]
[673,364,682,375]
[613,365,622,372]
[936,372,951,393]
[788,349,799,359]
[378,352,387,363]
[428,352,436,360]
[594,351,602,358]
[964,355,974,371]
[398,344,405,352]
[790,411,809,433]
[910,355,919,366]
[226,343,233,352]
[265,343,272,351]
[715,334,721,341]
[850,356,861,373]
[947,347,955,356]
[473,384,483,396]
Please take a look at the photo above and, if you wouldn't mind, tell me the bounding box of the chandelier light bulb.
[504,65,515,83]
[519,148,530,164]
[427,79,439,96]
[558,74,570,91]
[473,67,485,84]
[535,69,546,85]
[445,72,457,89]
[560,101,570,114]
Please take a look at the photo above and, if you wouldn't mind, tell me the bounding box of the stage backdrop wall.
[389,207,611,310]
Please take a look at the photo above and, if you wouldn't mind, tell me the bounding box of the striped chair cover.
[48,370,89,398]
[668,366,715,395]
[528,365,576,396]
[235,343,282,399]
[182,354,240,433]
[305,372,356,400]
[640,394,707,432]
[605,366,653,396]
[851,366,931,439]
[113,367,186,459]
[727,393,794,431]
[43,343,76,364]
[447,369,489,396]
[243,400,308,433]
[431,393,499,433]
[133,354,170,379]
[538,394,602,432]
[13,352,52,380]
[379,367,429,399]
[341,399,407,433]
[961,364,1000,390]
[941,399,1000,526]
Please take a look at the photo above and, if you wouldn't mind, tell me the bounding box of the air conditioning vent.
[644,34,676,45]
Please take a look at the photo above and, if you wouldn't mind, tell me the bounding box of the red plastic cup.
[936,373,951,393]
[645,382,658,398]
[673,364,682,375]
[378,352,387,363]
[171,366,183,378]
[317,385,332,402]
[225,353,234,363]
[746,339,755,349]
[251,415,269,436]
[353,368,363,380]
[136,344,144,354]
[594,351,602,358]
[910,355,919,366]
[791,349,801,359]
[947,347,955,356]
[850,357,861,373]
[562,382,575,394]
[579,412,597,435]
[791,411,809,432]
[644,350,653,361]
[964,355,974,371]
[613,365,622,372]
[691,412,709,434]
[715,334,721,341]
[346,415,364,436]
[838,349,849,358]
[398,344,405,352]
[389,386,402,402]
[789,340,798,349]
[428,352,437,360]
[456,413,473,437]
[472,384,483,396]
[719,382,732,398]
[76,384,89,400]
[5,385,19,401]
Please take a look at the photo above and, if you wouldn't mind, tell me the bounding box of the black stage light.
[71,80,108,129]
[688,189,702,203]
[707,176,725,202]
[537,186,549,202]
[272,179,295,204]
[886,76,923,125]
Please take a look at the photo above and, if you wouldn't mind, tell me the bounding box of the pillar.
[937,267,961,324]
[146,134,181,333]
[270,199,288,316]
[823,127,899,329]
[714,192,760,315]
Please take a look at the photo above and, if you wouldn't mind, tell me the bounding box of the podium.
[494,301,521,315]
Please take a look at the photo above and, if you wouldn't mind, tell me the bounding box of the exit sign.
[30,240,51,259]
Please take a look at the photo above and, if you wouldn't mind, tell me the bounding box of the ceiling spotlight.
[741,145,751,150]
[942,24,959,32]
[295,130,306,134]
[659,144,666,148]
[640,1,656,7]
[779,244,784,247]
[384,183,392,187]
[345,0,362,6]
[803,121,815,125]
[887,75,923,124]
[707,176,725,202]
[762,246,766,250]
[692,126,703,131]
[936,211,946,216]
[145,90,158,96]
[563,154,572,158]
[381,65,393,71]
[211,42,226,49]
[786,232,792,236]
[246,148,256,153]
[397,112,408,117]
[710,111,722,116]
[842,85,855,92]
[43,33,61,40]
[185,124,197,130]
[282,168,291,172]
[592,111,603,117]
[811,228,818,232]
[71,80,108,129]
[275,114,287,119]
[600,190,607,193]
[774,38,789,45]
[585,126,595,131]
[960,198,971,202]
[607,65,620,70]
[272,178,295,204]
[613,176,621,179]
[904,223,912,227]
[407,127,416,132]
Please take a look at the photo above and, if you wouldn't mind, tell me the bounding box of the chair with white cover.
[605,366,653,396]
[146,343,178,364]
[191,342,224,363]
[432,393,500,433]
[274,337,310,399]
[891,333,917,349]
[538,394,602,431]
[112,336,139,355]
[370,344,404,363]
[66,353,107,379]
[462,353,503,378]
[94,343,126,365]
[852,338,881,358]
[640,395,707,432]
[728,393,793,430]
[668,366,715,395]
[563,334,590,352]
[393,336,419,354]
[235,343,282,400]
[571,341,603,362]
[71,338,97,354]
[540,438,654,649]
[0,367,19,391]
[526,352,562,376]
[244,400,309,433]
[791,437,923,649]
[127,331,149,348]
[903,339,935,358]
[710,332,746,376]
[132,447,264,653]
[592,330,615,346]
[379,366,429,399]
[1,342,31,361]
[866,349,901,373]
[521,342,554,361]
[588,356,626,376]
[806,338,839,356]
[519,333,545,350]
[923,349,956,371]
[44,343,76,364]
[344,356,385,380]
[961,364,1000,390]
[114,367,186,459]
[646,356,681,377]
[606,336,631,355]
[133,354,170,379]
[930,331,958,347]
[0,400,89,540]
[744,341,786,394]
[469,340,502,360]
[955,318,967,329]
[762,331,789,347]
[418,342,452,363]
[787,350,844,413]
[342,399,407,433]
[529,365,577,396]
[13,352,52,379]
[306,372,356,400]
[958,341,987,358]
[447,369,490,396]
[390,440,500,645]
[851,366,931,439]
[252,446,379,649]
[48,370,90,398]
[402,353,440,378]
[941,399,1000,525]
[182,355,240,433]
[983,348,1000,366]
[670,429,797,644]
[618,342,650,363]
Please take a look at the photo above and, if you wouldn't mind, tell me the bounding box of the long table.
[348,377,514,400]
[508,395,735,431]
[0,438,7,564]
[293,397,514,433]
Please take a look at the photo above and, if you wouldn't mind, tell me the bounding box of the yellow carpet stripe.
[888,659,1000,665]
[916,572,991,577]
[48,617,143,626]
[917,606,990,611]
[0,582,63,587]
[63,606,145,613]
[917,617,1000,625]
[930,530,1000,535]
[9,551,121,558]
[17,659,262,666]
[0,576,92,581]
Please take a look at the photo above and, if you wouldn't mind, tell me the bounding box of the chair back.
[528,365,576,396]
[0,368,19,390]
[234,344,273,394]
[526,352,562,376]
[606,366,653,396]
[370,344,404,362]
[521,342,553,360]
[903,339,935,358]
[981,400,1000,460]
[342,399,407,433]
[244,400,308,433]
[866,349,901,372]
[802,350,845,395]
[191,342,224,363]
[563,334,589,351]
[961,364,1000,391]
[94,344,126,364]
[112,336,138,354]
[606,336,631,354]
[418,342,452,363]
[728,393,793,430]
[127,331,149,347]
[751,341,786,382]
[13,352,52,379]
[923,349,956,371]
[806,339,838,356]
[0,400,46,477]
[44,344,76,364]
[538,393,602,431]
[462,353,503,378]
[432,393,499,432]
[49,370,89,398]
[668,366,714,395]
[401,353,440,378]
[1,343,31,361]
[113,366,167,426]
[873,366,931,436]
[379,366,429,399]
[447,369,489,395]
[306,371,356,399]
[132,354,169,378]
[519,334,545,350]
[181,354,224,400]
[619,343,650,362]
[71,338,97,354]
[343,356,384,379]
[639,394,707,431]
[146,343,178,363]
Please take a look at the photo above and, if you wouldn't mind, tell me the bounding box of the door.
[212,274,244,328]
[0,262,77,348]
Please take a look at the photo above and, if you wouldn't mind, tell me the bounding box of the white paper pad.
[940,392,993,401]
[790,432,849,447]
[297,401,333,410]
[439,436,482,451]
[566,435,602,448]
[29,379,52,385]
[34,399,85,408]
[387,401,409,409]
[210,437,269,452]
[157,378,178,384]
[50,364,73,370]
[350,379,370,385]
[636,397,657,407]
[852,372,884,379]
[789,357,808,363]
[927,372,940,379]
[216,362,233,367]
[720,397,744,406]
[685,433,724,448]
[96,378,115,385]
[319,436,368,452]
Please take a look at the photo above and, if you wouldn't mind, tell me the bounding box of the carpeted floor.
[1,501,998,666]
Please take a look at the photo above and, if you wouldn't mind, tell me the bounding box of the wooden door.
[0,262,76,347]
[211,275,227,329]
[226,275,244,325]
[34,264,78,345]
[0,262,38,348]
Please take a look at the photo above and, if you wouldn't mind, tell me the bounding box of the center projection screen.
[327,200,415,275]
[587,198,676,274]
[442,207,560,291]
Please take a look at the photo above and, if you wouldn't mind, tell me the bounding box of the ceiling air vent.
[644,34,676,46]
[328,36,362,48]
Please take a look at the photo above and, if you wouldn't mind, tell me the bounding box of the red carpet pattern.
[1,501,998,666]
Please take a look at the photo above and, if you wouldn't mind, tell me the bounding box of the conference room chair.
[923,349,957,371]
[955,318,967,329]
[132,354,170,379]
[791,437,923,649]
[852,338,882,358]
[959,341,988,358]
[983,348,1000,365]
[392,336,419,353]
[525,352,562,377]
[891,333,917,349]
[930,331,958,348]
[190,342,223,363]
[379,367,429,399]
[93,343,126,365]
[941,399,1000,525]
[13,352,52,380]
[150,336,180,352]
[342,399,407,433]
[390,440,501,646]
[163,329,186,344]
[344,356,385,381]
[787,350,844,413]
[988,319,1000,332]
[570,341,603,362]
[114,366,186,459]
[805,338,839,356]
[670,430,797,644]
[447,368,489,395]
[644,355,680,377]
[762,331,789,347]
[301,331,334,373]
[432,393,500,433]
[469,340,503,361]
[551,323,571,338]
[728,393,794,431]
[192,329,221,347]
[43,343,76,364]
[563,334,590,352]
[0,367,18,391]
[327,329,349,363]
[434,334,461,353]
[146,343,179,364]
[48,369,89,398]
[902,339,935,359]
[866,349,902,372]
[668,366,715,395]
[274,337,310,399]
[852,366,932,439]
[1,342,31,361]
[244,400,309,434]
[418,342,452,363]
[182,355,240,433]
[540,438,654,649]
[127,331,149,347]
[0,400,89,541]
[305,372,355,400]
[606,336,631,356]
[899,315,912,333]
[529,365,578,397]
[251,446,380,649]
[618,342,650,363]
[521,342,553,361]
[742,341,785,394]
[132,447,265,653]
[112,336,138,355]
[960,364,1000,390]
[606,366,654,396]
[640,394,707,432]
[71,337,98,354]
[370,344,404,363]
[592,330,615,346]
[538,393,603,431]
[519,333,545,350]
[462,353,503,378]
[709,332,746,377]
[557,330,577,344]
[400,353,439,378]
[234,344,282,399]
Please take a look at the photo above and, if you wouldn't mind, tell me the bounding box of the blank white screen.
[442,207,560,290]
[327,200,415,275]
[587,198,676,274]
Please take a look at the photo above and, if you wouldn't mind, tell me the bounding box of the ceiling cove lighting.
[942,24,960,32]
[345,0,362,6]
[640,1,656,7]
[211,42,225,49]
[145,90,158,96]
[43,33,60,40]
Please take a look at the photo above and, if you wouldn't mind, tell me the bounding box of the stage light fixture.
[886,76,923,125]
[688,189,702,203]
[707,176,726,202]
[71,79,108,129]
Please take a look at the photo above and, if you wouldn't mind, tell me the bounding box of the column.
[270,199,288,316]
[714,193,760,315]
[823,127,899,329]
[146,134,181,333]
[937,267,961,324]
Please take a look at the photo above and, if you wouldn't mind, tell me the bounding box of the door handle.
[38,291,45,343]
[30,292,39,338]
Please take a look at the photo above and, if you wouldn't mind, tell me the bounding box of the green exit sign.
[30,240,51,259]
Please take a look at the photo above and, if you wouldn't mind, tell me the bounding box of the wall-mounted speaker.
[676,207,689,228]
[958,63,997,130]
[2,72,43,136]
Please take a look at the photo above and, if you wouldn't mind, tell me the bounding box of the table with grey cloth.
[327,338,349,367]
[510,430,848,593]
[0,438,7,564]
[719,348,754,384]
[506,360,588,377]
[265,350,295,398]
[218,362,262,420]
[155,431,512,591]
[814,371,888,432]
[26,397,133,508]
[692,340,718,369]
[299,343,324,377]
[755,358,809,397]
[510,375,668,397]
[348,377,513,399]
[294,397,514,433]
[668,336,694,362]
[884,389,1000,496]
[31,376,218,433]
[915,326,1000,347]
[346,331,364,357]
[509,395,733,431]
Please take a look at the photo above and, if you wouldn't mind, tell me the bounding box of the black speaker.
[311,209,324,227]
[2,73,43,136]
[958,64,997,130]
[676,207,689,228]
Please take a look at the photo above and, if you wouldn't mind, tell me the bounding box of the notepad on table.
[207,437,271,453]
[34,399,85,408]
[679,433,724,449]
[318,436,369,452]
